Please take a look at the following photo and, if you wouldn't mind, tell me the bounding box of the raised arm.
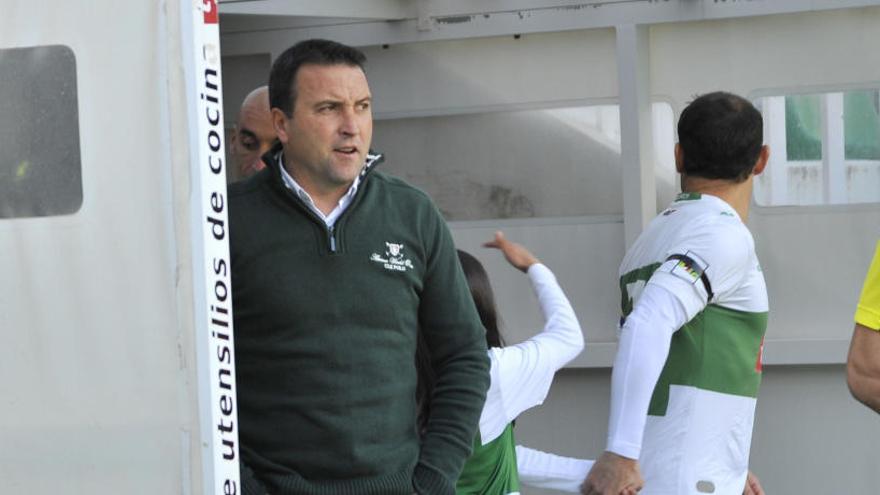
[483,231,583,366]
[483,230,539,273]
[478,231,584,443]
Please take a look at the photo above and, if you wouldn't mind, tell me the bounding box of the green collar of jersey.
[675,192,702,201]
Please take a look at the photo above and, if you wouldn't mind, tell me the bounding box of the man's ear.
[674,143,685,174]
[271,108,290,144]
[752,145,770,176]
[229,125,239,151]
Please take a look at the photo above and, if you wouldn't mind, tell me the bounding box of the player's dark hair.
[456,250,503,349]
[678,91,764,183]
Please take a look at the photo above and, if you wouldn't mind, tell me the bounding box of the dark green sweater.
[229,148,489,495]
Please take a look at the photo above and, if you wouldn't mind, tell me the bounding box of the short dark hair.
[268,39,367,117]
[677,91,764,182]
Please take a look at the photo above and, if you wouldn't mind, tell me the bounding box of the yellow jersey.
[856,241,880,331]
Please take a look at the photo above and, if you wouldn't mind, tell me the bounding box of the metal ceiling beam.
[419,0,633,17]
[220,0,880,57]
[218,0,413,20]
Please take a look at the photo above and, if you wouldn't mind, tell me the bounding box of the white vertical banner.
[181,0,241,494]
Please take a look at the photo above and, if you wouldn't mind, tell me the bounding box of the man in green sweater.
[229,39,490,495]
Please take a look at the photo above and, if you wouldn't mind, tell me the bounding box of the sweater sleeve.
[240,461,268,495]
[413,205,491,495]
[479,263,584,444]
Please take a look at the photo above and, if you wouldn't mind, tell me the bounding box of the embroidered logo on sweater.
[370,242,414,272]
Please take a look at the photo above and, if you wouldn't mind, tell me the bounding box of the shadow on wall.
[375,108,624,221]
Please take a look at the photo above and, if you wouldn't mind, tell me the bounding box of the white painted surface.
[2,1,877,493]
[649,8,880,357]
[219,0,411,19]
[452,220,626,356]
[616,24,655,249]
[356,7,880,362]
[363,29,618,118]
[216,7,880,494]
[218,0,880,56]
[0,0,206,492]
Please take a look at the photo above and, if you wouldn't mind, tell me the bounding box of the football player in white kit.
[582,92,769,495]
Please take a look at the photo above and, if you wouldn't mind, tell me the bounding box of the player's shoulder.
[671,194,752,246]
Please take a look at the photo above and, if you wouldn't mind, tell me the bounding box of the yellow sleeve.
[855,241,880,331]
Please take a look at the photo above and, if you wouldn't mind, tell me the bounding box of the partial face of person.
[231,89,275,178]
[274,64,373,195]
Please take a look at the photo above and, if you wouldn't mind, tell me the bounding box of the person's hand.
[580,451,643,495]
[743,470,765,495]
[482,231,539,273]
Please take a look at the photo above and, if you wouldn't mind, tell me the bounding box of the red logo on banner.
[203,0,218,24]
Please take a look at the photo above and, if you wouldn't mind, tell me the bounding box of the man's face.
[231,94,276,177]
[274,63,373,195]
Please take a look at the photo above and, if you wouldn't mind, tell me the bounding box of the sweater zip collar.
[326,152,382,253]
[262,144,384,253]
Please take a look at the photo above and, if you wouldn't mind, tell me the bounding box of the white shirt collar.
[277,152,361,227]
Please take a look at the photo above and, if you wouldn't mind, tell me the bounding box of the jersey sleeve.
[647,218,753,320]
[515,444,594,493]
[605,283,688,459]
[478,263,585,444]
[855,240,880,330]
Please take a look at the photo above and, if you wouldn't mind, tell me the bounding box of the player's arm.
[516,444,594,493]
[581,283,688,495]
[743,470,765,495]
[481,232,585,435]
[584,225,751,495]
[847,323,880,414]
[848,241,880,413]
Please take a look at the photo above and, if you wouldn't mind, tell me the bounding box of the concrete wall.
[220,6,880,493]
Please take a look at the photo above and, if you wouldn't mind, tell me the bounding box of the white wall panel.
[363,29,617,117]
[0,1,201,492]
[651,7,880,356]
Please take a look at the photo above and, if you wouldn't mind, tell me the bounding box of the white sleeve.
[649,219,753,315]
[606,218,755,459]
[515,444,595,493]
[479,263,585,444]
[605,283,690,459]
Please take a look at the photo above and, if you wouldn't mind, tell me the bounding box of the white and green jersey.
[616,192,768,495]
